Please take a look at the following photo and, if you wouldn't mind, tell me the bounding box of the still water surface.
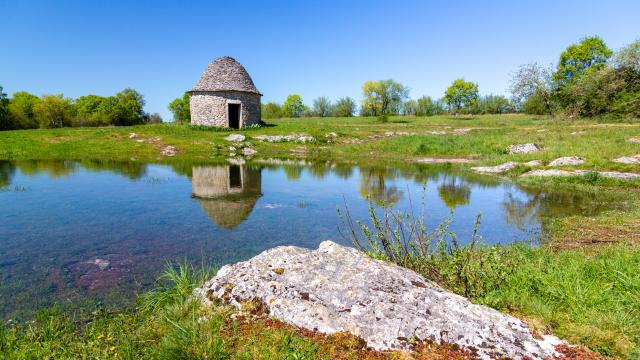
[0,160,610,320]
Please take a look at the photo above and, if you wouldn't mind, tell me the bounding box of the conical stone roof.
[191,56,261,95]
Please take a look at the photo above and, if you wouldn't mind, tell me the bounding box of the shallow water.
[0,159,613,320]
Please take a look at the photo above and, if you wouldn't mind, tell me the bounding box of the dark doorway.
[228,104,240,129]
[229,165,241,188]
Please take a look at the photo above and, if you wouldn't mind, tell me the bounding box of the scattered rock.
[90,258,110,271]
[612,155,640,164]
[536,129,548,133]
[507,143,541,154]
[160,145,178,157]
[597,171,640,180]
[196,241,562,359]
[325,132,338,138]
[522,169,640,180]
[472,160,541,174]
[548,156,585,166]
[429,130,448,135]
[627,138,640,143]
[453,128,473,134]
[414,158,475,164]
[128,133,138,139]
[523,160,543,167]
[229,146,237,152]
[570,131,586,135]
[472,162,521,174]
[225,134,246,142]
[521,169,575,177]
[242,147,257,157]
[255,134,314,143]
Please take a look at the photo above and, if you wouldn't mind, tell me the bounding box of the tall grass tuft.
[338,193,517,299]
[139,260,216,313]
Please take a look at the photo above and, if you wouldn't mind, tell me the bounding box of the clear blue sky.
[1,0,639,120]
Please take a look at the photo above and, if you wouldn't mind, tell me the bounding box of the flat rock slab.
[522,169,640,180]
[471,160,541,174]
[195,241,561,359]
[613,155,640,164]
[507,143,541,154]
[627,138,640,143]
[414,157,476,164]
[225,134,246,142]
[548,156,585,166]
[255,134,314,143]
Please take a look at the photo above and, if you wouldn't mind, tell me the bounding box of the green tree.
[7,91,40,129]
[510,63,554,114]
[476,95,512,114]
[402,99,417,115]
[332,97,356,117]
[33,94,75,128]
[112,88,146,126]
[614,39,640,72]
[361,79,408,117]
[312,96,332,117]
[261,102,282,119]
[444,78,479,114]
[415,96,444,116]
[74,95,114,127]
[554,36,613,84]
[147,113,163,124]
[0,86,11,130]
[168,92,190,123]
[282,94,305,118]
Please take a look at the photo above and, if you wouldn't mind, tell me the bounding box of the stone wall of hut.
[189,91,261,127]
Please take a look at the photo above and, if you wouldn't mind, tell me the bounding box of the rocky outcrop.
[507,143,541,154]
[612,155,640,164]
[255,134,315,143]
[548,156,585,166]
[521,169,640,180]
[471,160,541,174]
[195,241,562,359]
[225,134,246,142]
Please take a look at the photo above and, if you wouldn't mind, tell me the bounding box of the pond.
[0,159,613,320]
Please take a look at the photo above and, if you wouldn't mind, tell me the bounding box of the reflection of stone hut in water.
[192,165,262,229]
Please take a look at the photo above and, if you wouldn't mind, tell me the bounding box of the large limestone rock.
[521,169,640,180]
[507,143,541,154]
[195,241,561,359]
[548,156,585,166]
[471,160,541,174]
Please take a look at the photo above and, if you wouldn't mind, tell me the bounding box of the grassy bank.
[1,115,640,171]
[1,244,637,359]
[342,201,640,359]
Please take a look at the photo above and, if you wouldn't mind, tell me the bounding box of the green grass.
[0,263,373,360]
[341,199,640,359]
[2,115,640,170]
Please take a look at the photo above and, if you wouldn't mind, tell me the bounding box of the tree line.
[0,88,160,130]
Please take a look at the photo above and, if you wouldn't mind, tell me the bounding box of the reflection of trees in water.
[15,160,78,178]
[282,165,303,180]
[502,186,612,231]
[192,165,262,229]
[438,177,471,209]
[79,160,147,179]
[5,160,148,180]
[0,161,16,188]
[359,167,403,205]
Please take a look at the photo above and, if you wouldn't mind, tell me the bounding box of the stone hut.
[189,56,262,128]
[192,165,262,229]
